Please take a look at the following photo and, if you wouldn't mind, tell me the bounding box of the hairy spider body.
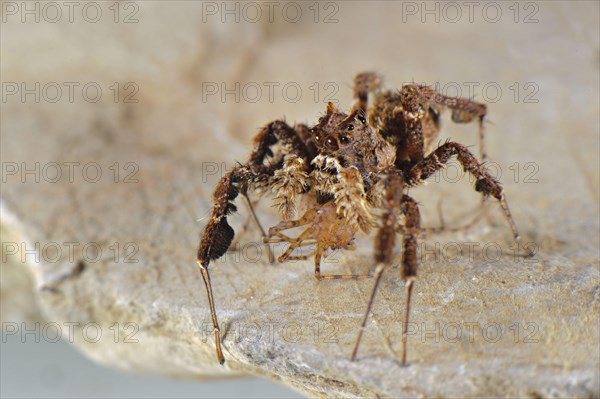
[197,72,533,365]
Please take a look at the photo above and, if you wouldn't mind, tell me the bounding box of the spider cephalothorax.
[196,72,534,365]
[312,102,395,172]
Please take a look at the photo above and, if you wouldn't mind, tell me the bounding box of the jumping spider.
[197,72,534,365]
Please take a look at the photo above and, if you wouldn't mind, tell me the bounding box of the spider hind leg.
[410,141,535,257]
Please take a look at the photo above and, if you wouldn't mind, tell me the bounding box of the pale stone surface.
[2,2,599,397]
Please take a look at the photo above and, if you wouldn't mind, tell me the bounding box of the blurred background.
[2,332,304,398]
[2,1,598,398]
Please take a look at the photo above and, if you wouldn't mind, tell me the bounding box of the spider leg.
[352,71,382,114]
[277,229,314,263]
[352,171,420,365]
[283,240,318,261]
[228,195,273,261]
[266,218,309,240]
[248,120,313,165]
[197,170,241,365]
[422,84,490,228]
[199,119,313,266]
[264,212,317,263]
[271,155,310,220]
[313,243,370,281]
[241,192,275,263]
[264,237,313,244]
[402,83,488,161]
[197,119,314,365]
[264,234,316,260]
[397,195,420,366]
[285,252,315,261]
[409,141,535,257]
[396,85,429,165]
[197,165,274,365]
[405,83,492,225]
[196,261,224,364]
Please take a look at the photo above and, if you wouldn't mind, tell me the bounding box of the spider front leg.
[197,120,313,365]
[197,165,277,364]
[352,172,420,365]
[409,141,535,257]
[197,170,239,365]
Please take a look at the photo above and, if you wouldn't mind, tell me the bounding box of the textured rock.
[2,2,599,397]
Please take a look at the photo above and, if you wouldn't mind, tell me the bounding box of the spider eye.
[315,134,320,142]
[347,124,354,131]
[340,136,349,144]
[326,138,339,150]
[357,115,366,124]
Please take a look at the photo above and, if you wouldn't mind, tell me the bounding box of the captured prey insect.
[196,72,534,365]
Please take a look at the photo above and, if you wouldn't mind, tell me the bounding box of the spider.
[196,72,534,365]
